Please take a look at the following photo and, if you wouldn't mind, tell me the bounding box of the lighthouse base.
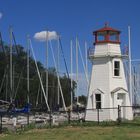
[85,107,133,121]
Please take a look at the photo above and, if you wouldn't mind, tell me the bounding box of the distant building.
[85,24,133,121]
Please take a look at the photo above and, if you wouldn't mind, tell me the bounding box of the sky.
[0,0,140,95]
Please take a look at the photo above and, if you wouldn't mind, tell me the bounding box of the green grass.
[1,124,140,140]
[1,118,140,140]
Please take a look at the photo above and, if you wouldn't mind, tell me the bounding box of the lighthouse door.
[117,93,125,118]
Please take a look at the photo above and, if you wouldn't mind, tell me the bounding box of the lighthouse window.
[95,94,101,109]
[97,32,106,41]
[114,61,120,76]
[97,35,105,41]
[110,34,118,41]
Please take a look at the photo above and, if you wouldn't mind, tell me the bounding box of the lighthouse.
[85,24,133,121]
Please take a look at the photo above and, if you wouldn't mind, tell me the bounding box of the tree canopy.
[0,44,77,110]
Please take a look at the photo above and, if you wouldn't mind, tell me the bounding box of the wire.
[59,38,70,79]
[12,31,19,55]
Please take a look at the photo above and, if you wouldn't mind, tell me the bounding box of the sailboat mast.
[128,26,133,105]
[57,35,60,106]
[46,31,48,101]
[85,41,89,95]
[85,41,88,82]
[9,27,13,103]
[29,38,50,111]
[70,40,73,110]
[49,40,67,111]
[76,37,79,104]
[78,40,89,85]
[6,73,8,101]
[13,64,15,97]
[27,35,30,103]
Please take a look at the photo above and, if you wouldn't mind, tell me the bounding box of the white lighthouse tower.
[85,24,133,121]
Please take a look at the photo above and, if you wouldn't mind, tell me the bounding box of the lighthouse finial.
[105,22,109,27]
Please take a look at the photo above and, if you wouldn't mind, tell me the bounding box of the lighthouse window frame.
[97,32,106,41]
[95,94,101,109]
[110,34,119,41]
[114,61,120,76]
[109,32,119,42]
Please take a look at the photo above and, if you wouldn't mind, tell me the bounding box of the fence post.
[68,109,71,124]
[27,112,29,125]
[117,105,121,124]
[0,115,2,133]
[77,105,80,123]
[97,109,99,125]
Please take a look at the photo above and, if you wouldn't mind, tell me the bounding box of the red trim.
[105,31,110,41]
[93,26,121,34]
[93,25,121,45]
[94,40,120,45]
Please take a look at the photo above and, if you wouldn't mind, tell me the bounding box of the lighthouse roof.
[93,24,121,34]
[93,24,121,44]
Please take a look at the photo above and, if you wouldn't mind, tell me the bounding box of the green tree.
[0,44,77,110]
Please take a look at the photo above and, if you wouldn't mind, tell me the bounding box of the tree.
[0,43,77,110]
[78,95,87,106]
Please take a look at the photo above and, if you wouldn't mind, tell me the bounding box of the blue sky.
[0,0,140,95]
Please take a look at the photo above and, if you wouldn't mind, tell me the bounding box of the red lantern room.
[93,23,121,45]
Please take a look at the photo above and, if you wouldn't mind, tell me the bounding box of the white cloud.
[34,31,58,41]
[0,12,3,19]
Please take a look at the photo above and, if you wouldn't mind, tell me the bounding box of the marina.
[0,24,140,132]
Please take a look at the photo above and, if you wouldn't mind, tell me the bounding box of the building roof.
[111,87,128,94]
[93,24,121,34]
[92,88,104,94]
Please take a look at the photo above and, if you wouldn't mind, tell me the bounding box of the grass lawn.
[1,124,140,140]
